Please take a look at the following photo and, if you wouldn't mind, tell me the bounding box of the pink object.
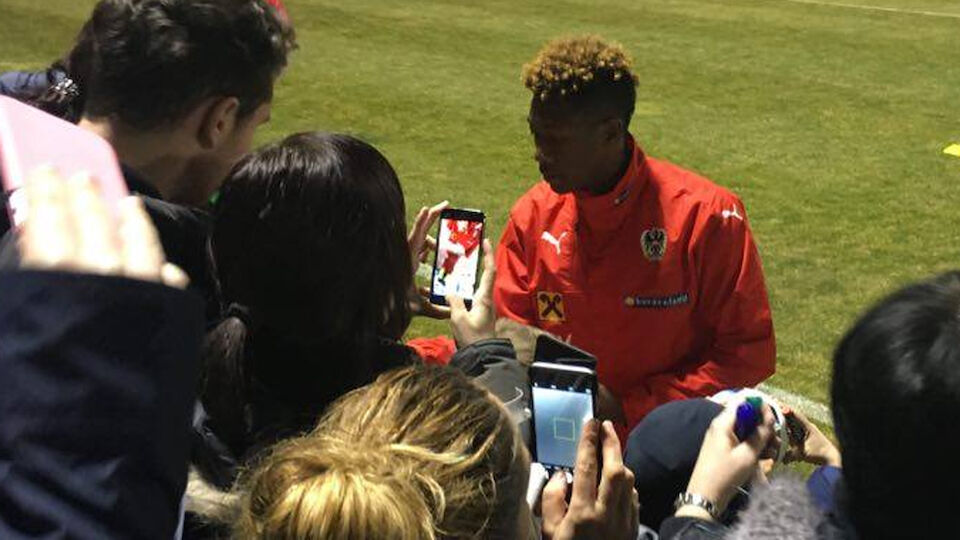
[0,95,127,227]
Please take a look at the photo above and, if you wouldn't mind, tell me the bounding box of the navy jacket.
[0,167,220,320]
[0,69,60,99]
[0,271,203,539]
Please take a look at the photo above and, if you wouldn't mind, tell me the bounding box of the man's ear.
[197,97,240,150]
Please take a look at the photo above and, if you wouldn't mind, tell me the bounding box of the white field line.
[759,383,834,427]
[783,0,960,19]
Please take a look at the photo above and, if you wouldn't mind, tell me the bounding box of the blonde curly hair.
[233,365,529,539]
[523,35,638,124]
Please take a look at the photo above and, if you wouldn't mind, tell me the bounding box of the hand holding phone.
[540,420,640,540]
[781,408,841,467]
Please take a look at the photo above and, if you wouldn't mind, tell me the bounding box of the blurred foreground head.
[832,270,960,538]
[234,364,531,539]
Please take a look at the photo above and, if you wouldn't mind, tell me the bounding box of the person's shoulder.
[647,157,743,211]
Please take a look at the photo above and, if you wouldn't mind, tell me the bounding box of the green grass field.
[3,0,959,408]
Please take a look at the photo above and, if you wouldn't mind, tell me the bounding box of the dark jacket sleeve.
[660,516,727,539]
[0,270,204,539]
[449,339,531,448]
[449,339,527,402]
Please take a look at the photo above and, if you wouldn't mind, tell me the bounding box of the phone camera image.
[432,217,483,300]
[532,382,593,469]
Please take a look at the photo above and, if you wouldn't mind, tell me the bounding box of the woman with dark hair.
[190,132,494,494]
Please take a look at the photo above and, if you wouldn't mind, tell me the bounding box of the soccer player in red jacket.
[495,36,776,431]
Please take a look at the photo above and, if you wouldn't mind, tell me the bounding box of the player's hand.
[447,239,495,346]
[541,420,639,540]
[18,167,188,288]
[407,200,450,319]
[782,408,841,467]
[680,401,775,520]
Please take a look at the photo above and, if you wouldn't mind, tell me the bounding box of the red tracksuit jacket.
[495,139,776,430]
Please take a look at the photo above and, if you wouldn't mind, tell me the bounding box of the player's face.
[528,99,610,194]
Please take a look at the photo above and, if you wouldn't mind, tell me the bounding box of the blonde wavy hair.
[233,364,529,539]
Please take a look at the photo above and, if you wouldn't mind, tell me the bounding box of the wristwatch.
[674,492,720,520]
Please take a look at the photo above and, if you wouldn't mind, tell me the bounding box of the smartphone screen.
[529,362,596,473]
[429,208,484,307]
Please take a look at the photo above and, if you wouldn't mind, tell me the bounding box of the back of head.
[831,270,960,537]
[234,439,441,540]
[234,365,529,539]
[523,35,638,127]
[82,0,294,130]
[200,132,414,462]
[212,131,412,343]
